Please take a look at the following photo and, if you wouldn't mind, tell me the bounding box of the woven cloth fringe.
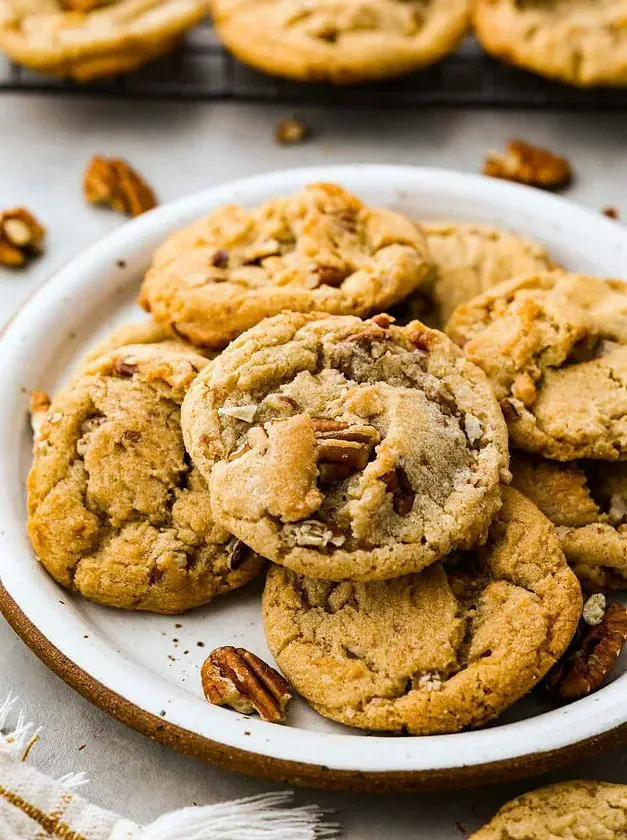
[0,695,339,840]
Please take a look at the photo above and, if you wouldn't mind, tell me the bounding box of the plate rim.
[2,164,627,789]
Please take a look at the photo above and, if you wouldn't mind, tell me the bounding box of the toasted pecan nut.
[274,116,309,146]
[381,465,415,515]
[84,155,157,217]
[0,208,45,268]
[483,140,572,191]
[225,538,252,571]
[201,647,292,722]
[545,601,627,700]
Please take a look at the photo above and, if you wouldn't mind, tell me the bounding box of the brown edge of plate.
[1,580,626,793]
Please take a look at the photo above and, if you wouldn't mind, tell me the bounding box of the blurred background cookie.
[209,0,470,84]
[0,0,210,81]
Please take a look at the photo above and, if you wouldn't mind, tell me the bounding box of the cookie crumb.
[274,117,309,146]
[483,140,572,191]
[602,206,619,220]
[582,593,606,626]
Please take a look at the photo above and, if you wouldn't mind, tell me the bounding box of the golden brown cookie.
[472,0,627,89]
[392,222,555,329]
[210,0,469,84]
[139,183,433,349]
[27,342,263,614]
[182,311,509,581]
[511,453,627,592]
[447,272,627,461]
[470,780,627,839]
[0,0,209,81]
[263,487,581,734]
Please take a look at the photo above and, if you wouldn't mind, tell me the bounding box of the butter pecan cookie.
[263,487,581,733]
[392,222,555,329]
[27,342,263,613]
[210,0,469,84]
[512,453,627,592]
[447,273,627,461]
[140,183,433,349]
[182,311,509,581]
[0,0,209,81]
[470,780,627,839]
[472,0,627,88]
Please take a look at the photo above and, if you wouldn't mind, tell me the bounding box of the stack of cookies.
[29,181,627,736]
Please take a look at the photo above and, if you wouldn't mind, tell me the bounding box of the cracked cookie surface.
[209,0,469,84]
[27,342,263,613]
[470,780,627,839]
[263,487,581,733]
[512,453,627,592]
[182,311,509,581]
[0,0,209,81]
[447,272,627,461]
[472,0,627,88]
[140,183,433,349]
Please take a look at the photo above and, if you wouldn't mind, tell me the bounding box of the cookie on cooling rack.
[0,0,209,81]
[209,0,470,84]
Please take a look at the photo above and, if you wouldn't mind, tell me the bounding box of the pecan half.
[483,140,572,191]
[0,208,45,268]
[381,465,415,515]
[545,601,627,700]
[201,647,291,722]
[313,420,380,478]
[84,155,157,217]
[274,116,309,146]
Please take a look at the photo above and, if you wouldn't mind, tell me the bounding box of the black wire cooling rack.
[2,23,627,107]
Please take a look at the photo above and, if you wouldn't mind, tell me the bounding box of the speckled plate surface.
[0,166,625,791]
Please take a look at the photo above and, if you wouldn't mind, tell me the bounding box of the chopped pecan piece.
[381,465,415,515]
[29,390,51,438]
[371,313,394,329]
[310,264,349,288]
[0,208,45,268]
[313,420,380,480]
[545,601,627,701]
[84,155,157,217]
[201,647,291,722]
[114,357,138,377]
[225,538,252,571]
[603,206,620,220]
[274,116,309,146]
[483,140,572,191]
[209,249,229,268]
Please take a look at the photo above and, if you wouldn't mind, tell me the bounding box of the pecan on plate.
[274,116,310,146]
[483,140,572,191]
[201,647,292,722]
[545,600,627,701]
[0,208,45,268]
[83,155,157,217]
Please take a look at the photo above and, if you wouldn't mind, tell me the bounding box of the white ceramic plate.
[1,166,625,791]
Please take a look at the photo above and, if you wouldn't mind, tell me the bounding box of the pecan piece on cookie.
[84,156,157,217]
[0,208,45,268]
[201,647,292,722]
[545,601,627,701]
[483,140,572,191]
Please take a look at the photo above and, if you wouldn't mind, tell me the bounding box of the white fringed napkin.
[0,695,339,840]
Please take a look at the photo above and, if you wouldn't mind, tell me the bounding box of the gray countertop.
[1,94,626,838]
